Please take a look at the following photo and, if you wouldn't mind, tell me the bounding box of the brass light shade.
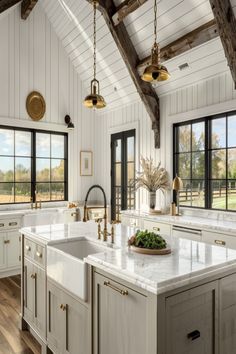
[142,43,170,83]
[84,79,106,109]
[172,174,183,191]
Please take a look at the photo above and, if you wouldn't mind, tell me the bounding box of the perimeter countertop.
[21,221,236,295]
[121,210,236,235]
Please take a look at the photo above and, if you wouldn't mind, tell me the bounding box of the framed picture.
[80,151,93,176]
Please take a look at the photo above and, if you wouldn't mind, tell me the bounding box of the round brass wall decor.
[26,91,46,121]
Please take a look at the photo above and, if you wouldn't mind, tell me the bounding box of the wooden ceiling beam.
[209,0,236,89]
[112,0,148,26]
[21,0,38,20]
[88,0,161,148]
[137,20,219,74]
[0,0,21,14]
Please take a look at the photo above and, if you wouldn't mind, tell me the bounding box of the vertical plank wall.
[0,3,96,202]
[94,71,236,210]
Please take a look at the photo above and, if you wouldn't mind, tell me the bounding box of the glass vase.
[149,191,156,211]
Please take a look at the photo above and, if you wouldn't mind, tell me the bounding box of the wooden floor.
[0,275,41,354]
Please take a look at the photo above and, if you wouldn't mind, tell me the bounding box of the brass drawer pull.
[153,227,160,231]
[25,245,31,251]
[9,221,17,226]
[0,223,4,227]
[104,281,128,296]
[4,240,10,244]
[36,251,42,258]
[215,239,226,246]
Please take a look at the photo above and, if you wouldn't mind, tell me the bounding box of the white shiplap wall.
[95,71,236,210]
[0,3,96,202]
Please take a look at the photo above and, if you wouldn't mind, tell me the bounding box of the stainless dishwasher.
[172,225,202,241]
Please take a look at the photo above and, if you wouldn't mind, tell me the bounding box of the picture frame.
[80,151,93,176]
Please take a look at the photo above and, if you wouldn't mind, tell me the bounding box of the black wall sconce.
[65,115,74,130]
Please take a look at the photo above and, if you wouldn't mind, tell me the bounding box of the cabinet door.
[23,258,35,325]
[93,272,150,354]
[6,230,21,268]
[34,265,46,339]
[165,282,217,354]
[219,274,236,354]
[63,291,90,354]
[47,281,65,354]
[0,233,6,269]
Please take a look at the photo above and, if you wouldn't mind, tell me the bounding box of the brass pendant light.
[141,0,170,83]
[84,0,106,109]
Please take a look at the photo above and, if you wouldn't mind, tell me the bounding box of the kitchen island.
[20,221,236,354]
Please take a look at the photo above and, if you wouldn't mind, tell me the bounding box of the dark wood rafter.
[91,0,161,148]
[209,0,236,89]
[0,0,21,14]
[137,20,219,74]
[21,0,38,20]
[112,0,147,26]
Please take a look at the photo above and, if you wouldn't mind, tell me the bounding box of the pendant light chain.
[93,0,96,80]
[154,0,157,46]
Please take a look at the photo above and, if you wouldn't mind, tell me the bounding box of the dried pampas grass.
[132,157,170,193]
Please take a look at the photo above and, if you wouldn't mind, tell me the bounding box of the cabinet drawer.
[165,282,217,354]
[202,230,236,249]
[121,215,140,228]
[0,217,21,231]
[24,238,45,268]
[143,219,171,236]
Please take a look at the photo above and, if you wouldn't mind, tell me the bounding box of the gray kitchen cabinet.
[47,279,90,354]
[7,230,21,267]
[93,271,157,354]
[219,273,236,354]
[165,281,218,354]
[23,246,46,340]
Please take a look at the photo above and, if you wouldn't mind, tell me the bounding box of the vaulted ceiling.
[39,0,235,112]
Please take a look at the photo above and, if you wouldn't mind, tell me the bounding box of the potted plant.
[133,157,170,213]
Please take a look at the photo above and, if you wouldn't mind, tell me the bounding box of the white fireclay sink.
[47,238,114,301]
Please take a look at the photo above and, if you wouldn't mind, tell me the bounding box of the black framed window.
[0,126,68,204]
[173,111,236,211]
[111,130,135,221]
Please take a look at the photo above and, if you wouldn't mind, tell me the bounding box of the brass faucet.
[30,191,42,210]
[83,185,111,242]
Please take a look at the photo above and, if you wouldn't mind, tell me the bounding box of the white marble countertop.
[121,210,236,235]
[21,221,236,295]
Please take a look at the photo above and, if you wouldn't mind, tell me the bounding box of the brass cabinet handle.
[9,221,17,226]
[24,265,27,308]
[31,273,36,279]
[60,304,66,311]
[48,291,51,333]
[0,223,4,227]
[4,240,10,244]
[104,281,128,296]
[25,245,31,251]
[215,239,226,246]
[65,304,69,351]
[153,227,160,231]
[36,251,42,258]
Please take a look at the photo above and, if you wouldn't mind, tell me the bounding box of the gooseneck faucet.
[83,185,109,241]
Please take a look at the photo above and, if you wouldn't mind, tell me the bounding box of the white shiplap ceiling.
[39,0,235,110]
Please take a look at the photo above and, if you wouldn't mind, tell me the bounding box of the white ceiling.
[39,0,235,110]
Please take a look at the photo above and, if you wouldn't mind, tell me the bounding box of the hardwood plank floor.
[0,276,41,354]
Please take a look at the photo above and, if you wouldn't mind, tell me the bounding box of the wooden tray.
[130,246,171,255]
